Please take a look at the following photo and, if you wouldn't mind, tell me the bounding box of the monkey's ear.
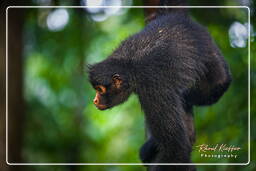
[112,74,122,89]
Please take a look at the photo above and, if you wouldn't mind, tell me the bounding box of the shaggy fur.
[88,1,231,170]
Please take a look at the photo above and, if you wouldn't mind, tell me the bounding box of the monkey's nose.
[93,97,98,105]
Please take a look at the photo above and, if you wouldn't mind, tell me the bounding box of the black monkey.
[88,0,231,170]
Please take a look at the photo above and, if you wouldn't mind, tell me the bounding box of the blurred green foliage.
[21,4,255,171]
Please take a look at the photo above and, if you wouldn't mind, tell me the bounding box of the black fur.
[140,137,159,163]
[88,1,231,170]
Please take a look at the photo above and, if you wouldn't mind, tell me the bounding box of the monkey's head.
[88,60,133,110]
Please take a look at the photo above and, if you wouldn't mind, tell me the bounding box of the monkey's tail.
[144,0,188,22]
[159,0,187,6]
[158,0,188,14]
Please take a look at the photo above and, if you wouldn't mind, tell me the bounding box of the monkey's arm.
[140,108,196,164]
[138,87,193,171]
[139,137,158,163]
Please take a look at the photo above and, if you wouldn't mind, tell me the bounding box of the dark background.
[0,0,255,171]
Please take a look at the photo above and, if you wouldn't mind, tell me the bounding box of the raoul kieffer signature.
[196,144,241,153]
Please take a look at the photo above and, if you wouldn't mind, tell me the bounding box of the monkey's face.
[88,59,133,110]
[91,74,131,110]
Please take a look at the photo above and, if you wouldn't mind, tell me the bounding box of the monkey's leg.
[185,58,232,106]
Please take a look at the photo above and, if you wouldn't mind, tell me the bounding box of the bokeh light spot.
[47,9,69,32]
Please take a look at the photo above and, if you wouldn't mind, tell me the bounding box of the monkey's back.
[109,11,229,89]
[112,11,223,68]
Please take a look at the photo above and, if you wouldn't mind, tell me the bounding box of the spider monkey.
[88,0,231,170]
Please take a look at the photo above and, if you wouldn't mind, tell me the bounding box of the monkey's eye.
[95,85,106,94]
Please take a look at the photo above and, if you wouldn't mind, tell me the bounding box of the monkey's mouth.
[95,104,108,110]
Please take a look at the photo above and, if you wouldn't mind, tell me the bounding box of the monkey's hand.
[139,137,158,164]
